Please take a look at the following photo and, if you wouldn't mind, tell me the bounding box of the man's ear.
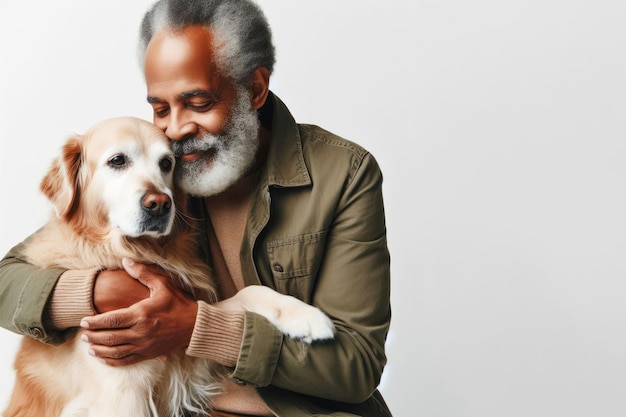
[249,66,270,110]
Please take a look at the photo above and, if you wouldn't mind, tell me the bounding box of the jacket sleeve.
[233,153,391,403]
[0,237,68,344]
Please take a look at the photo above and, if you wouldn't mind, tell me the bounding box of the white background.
[1,1,626,416]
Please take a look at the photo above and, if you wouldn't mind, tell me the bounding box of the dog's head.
[41,117,177,239]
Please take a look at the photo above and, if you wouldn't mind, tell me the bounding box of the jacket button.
[272,264,283,273]
[29,327,43,339]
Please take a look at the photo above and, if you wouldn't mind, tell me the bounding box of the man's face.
[144,26,259,196]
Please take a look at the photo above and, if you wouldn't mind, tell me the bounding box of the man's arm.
[0,239,66,343]
[0,235,150,345]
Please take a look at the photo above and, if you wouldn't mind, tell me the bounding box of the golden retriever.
[3,117,334,417]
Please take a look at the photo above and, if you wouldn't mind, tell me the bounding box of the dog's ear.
[40,136,83,219]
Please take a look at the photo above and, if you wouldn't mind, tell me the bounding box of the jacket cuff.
[231,311,283,387]
[186,300,244,367]
[48,268,98,329]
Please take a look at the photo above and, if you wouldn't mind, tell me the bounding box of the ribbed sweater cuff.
[48,268,98,329]
[186,300,244,367]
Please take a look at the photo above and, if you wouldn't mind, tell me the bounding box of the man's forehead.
[144,26,225,98]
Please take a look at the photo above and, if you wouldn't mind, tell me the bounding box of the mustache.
[171,133,224,158]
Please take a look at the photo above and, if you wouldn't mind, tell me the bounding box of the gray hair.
[138,0,275,86]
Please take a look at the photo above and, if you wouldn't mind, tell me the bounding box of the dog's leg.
[4,337,76,417]
[217,286,335,343]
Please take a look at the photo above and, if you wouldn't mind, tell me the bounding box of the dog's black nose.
[142,192,172,216]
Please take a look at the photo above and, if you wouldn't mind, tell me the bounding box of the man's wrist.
[47,268,99,329]
[186,300,244,367]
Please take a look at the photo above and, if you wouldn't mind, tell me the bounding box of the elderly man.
[0,0,392,415]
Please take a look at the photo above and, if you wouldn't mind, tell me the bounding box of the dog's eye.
[160,157,173,173]
[108,154,127,168]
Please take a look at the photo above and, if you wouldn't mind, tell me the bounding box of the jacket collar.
[264,92,311,188]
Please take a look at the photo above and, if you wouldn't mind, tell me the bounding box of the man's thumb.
[122,258,165,296]
[122,258,141,278]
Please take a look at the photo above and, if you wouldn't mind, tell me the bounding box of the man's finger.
[87,342,137,359]
[122,258,168,291]
[81,328,140,347]
[83,338,166,367]
[80,309,135,330]
[90,351,148,367]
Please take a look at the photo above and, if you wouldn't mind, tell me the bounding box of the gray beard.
[171,88,260,197]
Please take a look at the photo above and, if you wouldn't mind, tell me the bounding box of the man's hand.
[93,268,150,313]
[80,258,198,367]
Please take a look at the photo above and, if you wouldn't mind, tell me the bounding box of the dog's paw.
[227,286,336,344]
[269,297,335,343]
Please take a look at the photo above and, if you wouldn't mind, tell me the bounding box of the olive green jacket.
[0,93,393,416]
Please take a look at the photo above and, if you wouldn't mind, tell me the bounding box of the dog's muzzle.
[139,191,174,234]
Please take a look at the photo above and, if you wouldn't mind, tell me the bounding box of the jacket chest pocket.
[266,230,327,303]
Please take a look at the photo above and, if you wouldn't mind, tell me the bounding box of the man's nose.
[166,112,197,141]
